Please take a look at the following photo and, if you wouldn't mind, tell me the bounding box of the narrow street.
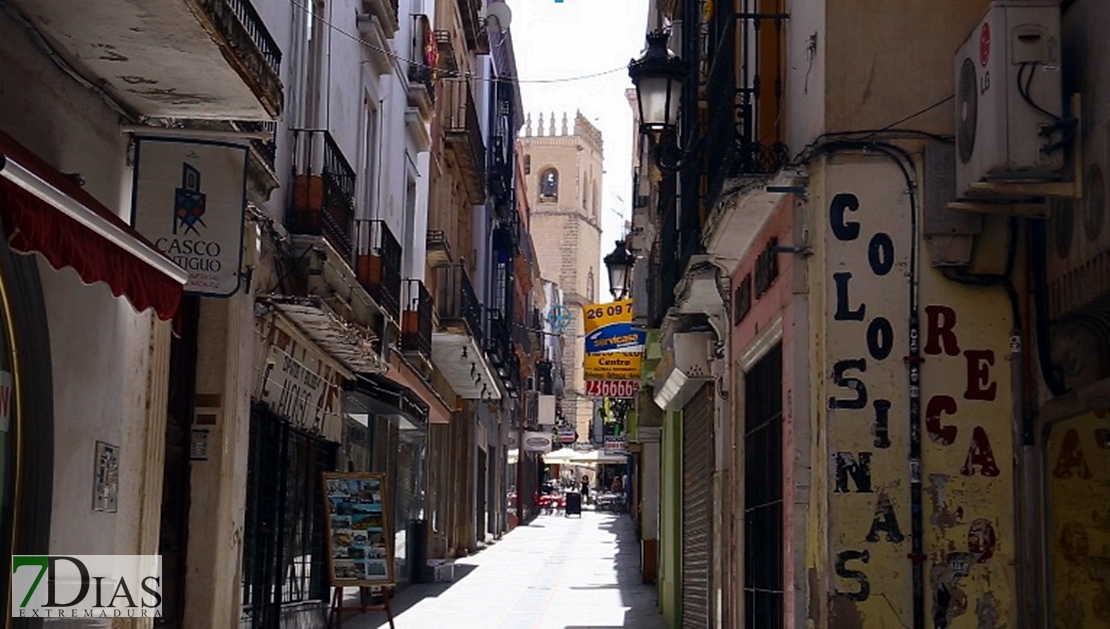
[344,512,666,629]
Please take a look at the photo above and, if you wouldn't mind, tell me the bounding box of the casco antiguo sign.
[131,137,247,297]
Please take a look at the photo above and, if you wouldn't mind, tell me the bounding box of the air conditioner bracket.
[948,94,1084,214]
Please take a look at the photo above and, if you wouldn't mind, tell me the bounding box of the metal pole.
[515,419,524,525]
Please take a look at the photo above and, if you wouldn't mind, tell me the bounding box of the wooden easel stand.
[328,585,396,629]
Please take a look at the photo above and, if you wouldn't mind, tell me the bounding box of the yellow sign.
[584,352,641,380]
[583,299,633,334]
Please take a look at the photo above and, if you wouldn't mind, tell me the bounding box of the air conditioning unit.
[954,1,1064,199]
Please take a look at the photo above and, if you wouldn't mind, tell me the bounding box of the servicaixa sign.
[582,299,644,381]
[11,555,161,619]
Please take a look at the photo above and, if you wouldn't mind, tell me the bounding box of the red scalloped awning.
[0,129,186,320]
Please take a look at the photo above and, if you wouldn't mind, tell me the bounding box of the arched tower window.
[539,168,558,203]
[592,181,599,220]
[583,173,590,212]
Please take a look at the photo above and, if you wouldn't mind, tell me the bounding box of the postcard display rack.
[323,472,396,628]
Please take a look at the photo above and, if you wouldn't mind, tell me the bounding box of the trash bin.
[410,519,431,583]
[564,491,582,517]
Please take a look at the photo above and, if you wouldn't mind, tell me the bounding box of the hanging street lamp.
[603,239,636,301]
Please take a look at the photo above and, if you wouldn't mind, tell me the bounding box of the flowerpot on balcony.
[401,311,421,351]
[356,253,384,289]
[291,174,326,233]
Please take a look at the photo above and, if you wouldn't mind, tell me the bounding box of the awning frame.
[0,154,187,286]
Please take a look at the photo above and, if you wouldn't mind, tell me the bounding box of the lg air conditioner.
[955,1,1064,199]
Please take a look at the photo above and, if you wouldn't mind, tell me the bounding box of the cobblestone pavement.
[339,511,667,629]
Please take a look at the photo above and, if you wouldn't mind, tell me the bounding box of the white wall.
[784,0,827,153]
[0,9,160,557]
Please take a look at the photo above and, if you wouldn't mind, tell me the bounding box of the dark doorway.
[156,297,200,628]
[476,448,487,543]
[743,343,784,629]
[241,407,337,628]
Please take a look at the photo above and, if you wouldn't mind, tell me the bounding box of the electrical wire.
[1017,61,1062,122]
[286,0,629,84]
[859,94,955,141]
[939,217,1021,330]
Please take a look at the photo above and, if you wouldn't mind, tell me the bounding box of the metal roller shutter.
[682,383,715,628]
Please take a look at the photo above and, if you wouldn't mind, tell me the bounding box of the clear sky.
[508,0,650,300]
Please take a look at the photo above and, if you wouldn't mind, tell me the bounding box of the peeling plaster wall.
[817,156,1016,628]
[1044,410,1110,628]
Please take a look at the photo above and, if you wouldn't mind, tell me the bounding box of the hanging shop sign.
[322,473,394,586]
[537,394,556,426]
[255,318,346,438]
[603,435,627,455]
[585,379,640,399]
[557,429,577,444]
[131,137,247,297]
[583,299,644,380]
[523,431,553,452]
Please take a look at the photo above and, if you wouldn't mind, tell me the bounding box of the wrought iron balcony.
[485,308,513,368]
[432,264,483,343]
[354,219,403,321]
[8,0,283,119]
[426,229,453,268]
[401,279,433,359]
[407,62,436,117]
[434,30,459,74]
[536,360,555,395]
[441,78,487,204]
[288,129,357,262]
[504,350,521,397]
[232,119,278,171]
[456,0,489,53]
[488,135,511,207]
[703,14,790,210]
[360,0,399,36]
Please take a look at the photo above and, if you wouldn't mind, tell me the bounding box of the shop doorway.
[156,297,200,629]
[241,407,337,628]
[743,343,783,628]
[476,448,487,543]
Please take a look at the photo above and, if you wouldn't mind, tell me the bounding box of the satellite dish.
[485,2,513,32]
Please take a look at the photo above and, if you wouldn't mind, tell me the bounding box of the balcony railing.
[504,349,520,396]
[432,264,483,343]
[426,229,453,267]
[408,63,435,100]
[233,119,277,170]
[354,219,403,321]
[224,0,282,76]
[288,129,357,262]
[703,13,790,209]
[485,308,512,367]
[441,78,486,204]
[360,0,399,36]
[434,30,459,73]
[456,0,489,53]
[401,279,433,358]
